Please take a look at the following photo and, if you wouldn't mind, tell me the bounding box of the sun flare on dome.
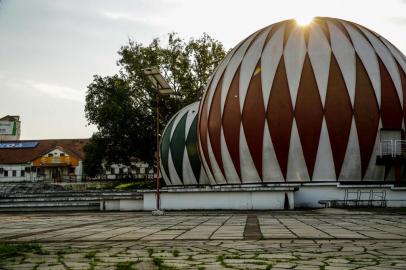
[294,15,314,26]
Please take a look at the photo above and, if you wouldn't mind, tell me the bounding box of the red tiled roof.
[0,139,89,164]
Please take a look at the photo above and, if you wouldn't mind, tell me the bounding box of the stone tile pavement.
[0,208,406,269]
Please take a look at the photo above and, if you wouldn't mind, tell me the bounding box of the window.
[48,153,53,157]
[12,170,16,177]
[0,168,3,174]
[68,167,75,174]
[31,167,36,172]
[21,170,25,177]
[60,153,65,157]
[4,171,8,177]
[25,167,30,172]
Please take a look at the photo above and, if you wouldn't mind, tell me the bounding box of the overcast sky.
[0,0,405,140]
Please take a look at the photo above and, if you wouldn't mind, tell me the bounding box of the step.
[0,201,100,207]
[0,197,101,203]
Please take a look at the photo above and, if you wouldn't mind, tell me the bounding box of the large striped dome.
[198,17,406,185]
[160,102,208,185]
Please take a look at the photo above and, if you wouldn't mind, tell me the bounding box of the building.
[0,139,88,182]
[152,17,406,210]
[160,102,208,185]
[0,115,21,141]
[0,138,153,182]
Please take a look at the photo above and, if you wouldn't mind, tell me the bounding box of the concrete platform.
[143,185,297,210]
[1,209,406,269]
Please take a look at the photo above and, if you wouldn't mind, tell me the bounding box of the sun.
[294,15,315,26]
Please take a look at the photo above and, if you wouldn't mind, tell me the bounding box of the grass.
[153,257,164,266]
[85,250,100,270]
[116,261,138,270]
[0,243,43,258]
[84,250,98,260]
[152,256,178,270]
[147,248,154,257]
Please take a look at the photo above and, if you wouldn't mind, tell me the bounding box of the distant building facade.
[0,139,152,182]
[0,139,87,182]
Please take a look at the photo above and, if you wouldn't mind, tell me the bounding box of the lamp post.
[143,67,174,215]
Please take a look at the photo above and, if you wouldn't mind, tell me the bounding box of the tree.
[84,33,226,176]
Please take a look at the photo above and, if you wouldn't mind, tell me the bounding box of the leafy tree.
[84,33,226,176]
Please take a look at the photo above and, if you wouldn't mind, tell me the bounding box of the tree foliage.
[83,33,226,176]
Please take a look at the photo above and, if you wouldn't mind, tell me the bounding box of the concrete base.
[294,182,406,208]
[143,185,296,210]
[100,199,143,211]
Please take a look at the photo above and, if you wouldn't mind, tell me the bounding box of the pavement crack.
[244,215,262,240]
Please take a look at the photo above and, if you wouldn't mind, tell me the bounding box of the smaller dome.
[160,102,208,185]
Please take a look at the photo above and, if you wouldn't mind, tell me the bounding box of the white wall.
[294,183,406,208]
[0,163,36,182]
[144,190,294,210]
[101,199,143,211]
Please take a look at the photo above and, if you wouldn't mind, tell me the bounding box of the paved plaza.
[1,209,406,269]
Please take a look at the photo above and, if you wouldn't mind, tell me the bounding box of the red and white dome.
[198,17,406,185]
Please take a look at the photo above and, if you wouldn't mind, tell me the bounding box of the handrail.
[379,139,406,157]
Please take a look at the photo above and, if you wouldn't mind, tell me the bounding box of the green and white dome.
[160,102,208,185]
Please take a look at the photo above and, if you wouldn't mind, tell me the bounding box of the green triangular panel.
[170,112,187,183]
[161,113,178,181]
[185,115,201,183]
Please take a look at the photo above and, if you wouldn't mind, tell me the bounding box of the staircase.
[0,183,141,211]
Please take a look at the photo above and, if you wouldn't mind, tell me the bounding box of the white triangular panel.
[184,104,198,138]
[168,151,182,185]
[207,134,227,184]
[160,159,171,186]
[239,29,269,112]
[286,120,310,181]
[360,27,403,109]
[312,119,336,181]
[364,120,384,181]
[169,108,187,139]
[239,123,261,183]
[343,22,381,107]
[220,34,257,115]
[206,39,242,117]
[283,26,307,107]
[328,22,356,107]
[199,167,209,185]
[380,37,406,74]
[262,121,284,182]
[339,118,362,180]
[198,133,216,185]
[182,148,198,185]
[308,24,332,107]
[220,128,240,183]
[261,25,285,109]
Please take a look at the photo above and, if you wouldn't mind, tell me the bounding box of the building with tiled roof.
[0,139,88,182]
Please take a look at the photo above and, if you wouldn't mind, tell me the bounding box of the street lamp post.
[143,67,174,215]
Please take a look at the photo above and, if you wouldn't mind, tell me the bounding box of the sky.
[0,0,405,140]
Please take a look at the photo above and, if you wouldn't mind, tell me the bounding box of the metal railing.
[379,140,406,157]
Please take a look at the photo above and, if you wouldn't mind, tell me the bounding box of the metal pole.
[156,92,161,210]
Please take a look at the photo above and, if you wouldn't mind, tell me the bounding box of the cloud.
[99,11,139,22]
[389,17,406,24]
[6,79,84,102]
[26,80,85,102]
